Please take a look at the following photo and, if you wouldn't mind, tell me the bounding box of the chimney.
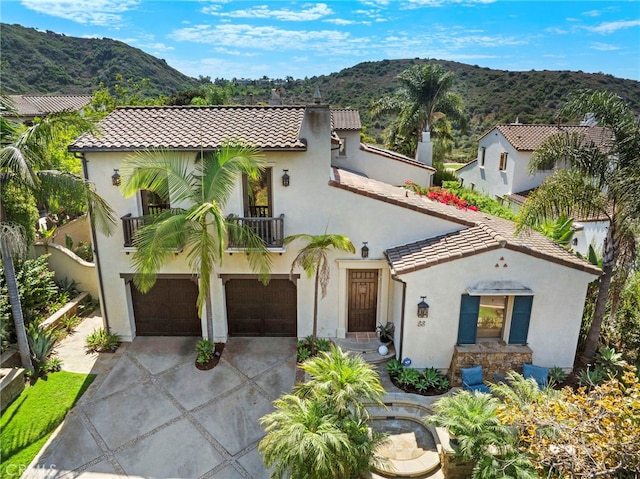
[416,130,433,166]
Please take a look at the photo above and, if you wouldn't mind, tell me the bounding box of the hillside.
[2,23,639,159]
[0,23,199,96]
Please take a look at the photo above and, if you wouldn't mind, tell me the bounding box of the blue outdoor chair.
[523,363,549,389]
[461,365,491,393]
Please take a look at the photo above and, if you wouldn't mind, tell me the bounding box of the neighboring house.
[1,94,92,124]
[69,104,600,382]
[456,123,610,256]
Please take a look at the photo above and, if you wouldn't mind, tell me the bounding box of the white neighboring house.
[456,123,610,256]
[69,104,600,383]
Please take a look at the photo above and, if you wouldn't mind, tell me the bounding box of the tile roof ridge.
[475,221,508,247]
[112,104,306,110]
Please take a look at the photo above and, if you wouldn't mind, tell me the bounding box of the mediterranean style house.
[69,103,600,381]
[456,123,610,256]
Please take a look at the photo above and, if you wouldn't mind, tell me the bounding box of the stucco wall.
[331,133,433,188]
[397,248,597,371]
[32,243,99,299]
[457,131,549,198]
[53,215,92,246]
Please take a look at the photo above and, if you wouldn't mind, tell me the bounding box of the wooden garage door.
[225,279,297,337]
[131,279,201,336]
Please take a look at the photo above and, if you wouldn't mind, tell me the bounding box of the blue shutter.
[509,296,533,344]
[457,295,480,345]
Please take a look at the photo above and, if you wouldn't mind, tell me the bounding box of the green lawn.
[0,371,95,478]
[443,162,467,171]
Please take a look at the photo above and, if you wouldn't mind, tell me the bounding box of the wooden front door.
[348,270,378,332]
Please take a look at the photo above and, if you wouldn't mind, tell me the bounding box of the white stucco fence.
[32,243,99,299]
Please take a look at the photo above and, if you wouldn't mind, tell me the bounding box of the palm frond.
[120,149,196,205]
[35,170,116,236]
[516,170,608,233]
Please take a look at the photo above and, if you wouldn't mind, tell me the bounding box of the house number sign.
[417,320,426,327]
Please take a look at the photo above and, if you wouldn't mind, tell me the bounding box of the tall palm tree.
[0,106,116,372]
[370,62,466,158]
[120,143,273,337]
[284,233,355,353]
[0,224,34,373]
[517,89,640,365]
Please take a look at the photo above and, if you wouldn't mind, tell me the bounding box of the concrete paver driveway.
[25,336,297,479]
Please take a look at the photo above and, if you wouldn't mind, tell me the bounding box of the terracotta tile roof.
[2,95,92,117]
[329,168,601,276]
[69,105,307,152]
[360,143,436,172]
[331,109,362,130]
[479,124,610,152]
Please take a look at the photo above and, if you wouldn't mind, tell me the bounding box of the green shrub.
[548,366,567,387]
[85,327,121,352]
[578,366,608,389]
[442,181,516,220]
[397,367,420,387]
[27,324,58,375]
[60,315,81,333]
[386,359,403,376]
[1,182,39,245]
[195,339,214,363]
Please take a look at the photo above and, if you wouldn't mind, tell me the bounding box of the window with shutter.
[508,296,533,344]
[457,294,480,344]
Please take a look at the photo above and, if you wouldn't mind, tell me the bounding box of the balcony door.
[141,190,169,215]
[243,168,272,218]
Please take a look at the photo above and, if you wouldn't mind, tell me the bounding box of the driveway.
[25,336,297,479]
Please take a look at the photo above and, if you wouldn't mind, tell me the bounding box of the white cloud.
[20,0,140,26]
[591,42,620,51]
[170,24,354,53]
[587,19,640,34]
[582,9,601,18]
[203,3,333,21]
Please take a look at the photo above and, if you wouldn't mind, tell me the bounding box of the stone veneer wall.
[449,343,533,386]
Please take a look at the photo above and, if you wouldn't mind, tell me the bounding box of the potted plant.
[376,322,395,344]
[195,339,224,370]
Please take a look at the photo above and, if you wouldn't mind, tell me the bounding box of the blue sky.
[2,0,639,81]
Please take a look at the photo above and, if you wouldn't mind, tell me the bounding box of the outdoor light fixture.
[361,242,369,258]
[111,169,121,186]
[282,169,290,187]
[417,296,429,318]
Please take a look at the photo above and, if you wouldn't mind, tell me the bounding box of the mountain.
[0,23,199,96]
[2,23,639,159]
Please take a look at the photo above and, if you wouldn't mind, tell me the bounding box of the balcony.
[121,213,285,249]
[121,214,147,248]
[227,214,285,249]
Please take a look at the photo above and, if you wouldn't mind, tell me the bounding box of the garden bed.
[39,291,90,330]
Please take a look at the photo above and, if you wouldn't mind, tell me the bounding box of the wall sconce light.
[361,241,369,258]
[282,169,290,187]
[417,296,429,318]
[111,169,121,186]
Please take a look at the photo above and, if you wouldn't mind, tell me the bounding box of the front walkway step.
[333,338,395,364]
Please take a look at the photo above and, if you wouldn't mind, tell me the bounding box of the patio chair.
[523,363,549,389]
[461,365,491,393]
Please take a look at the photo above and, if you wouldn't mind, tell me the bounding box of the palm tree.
[259,345,386,479]
[0,223,34,373]
[517,89,640,365]
[120,143,272,338]
[295,344,386,419]
[284,233,355,353]
[370,62,466,158]
[0,107,116,372]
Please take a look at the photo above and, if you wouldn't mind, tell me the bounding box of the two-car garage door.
[131,277,297,337]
